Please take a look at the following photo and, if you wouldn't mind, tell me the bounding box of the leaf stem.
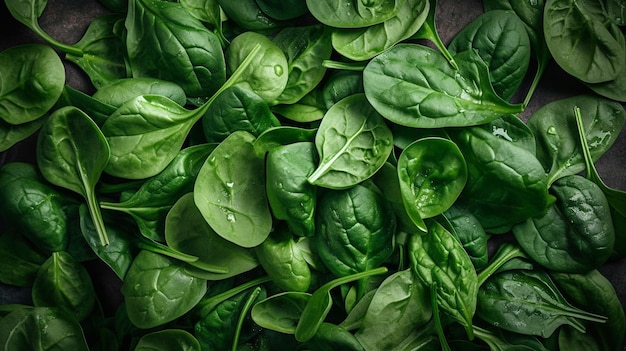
[476,242,526,287]
[85,190,109,246]
[322,60,367,71]
[231,287,262,351]
[195,276,271,318]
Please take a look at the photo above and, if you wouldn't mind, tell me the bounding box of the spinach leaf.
[0,44,64,125]
[165,193,258,279]
[101,143,215,241]
[4,0,127,88]
[37,106,111,246]
[217,0,290,31]
[121,250,208,329]
[256,226,312,292]
[194,131,272,248]
[442,205,489,270]
[0,117,46,152]
[355,269,432,350]
[331,0,429,61]
[321,70,364,109]
[251,291,311,334]
[306,322,365,351]
[273,24,333,104]
[409,0,457,69]
[271,88,327,123]
[79,204,134,280]
[527,95,625,185]
[477,270,607,338]
[179,0,226,45]
[253,126,317,155]
[449,125,553,233]
[552,270,626,351]
[53,85,116,126]
[397,137,467,232]
[294,267,388,342]
[93,78,187,108]
[544,0,625,83]
[134,329,201,351]
[363,44,524,128]
[0,229,46,288]
[408,219,478,338]
[308,94,393,189]
[256,0,309,20]
[480,114,537,155]
[575,105,626,257]
[0,307,89,351]
[306,0,407,28]
[194,286,266,351]
[101,44,261,179]
[64,14,128,88]
[0,162,69,253]
[125,0,225,98]
[226,31,289,104]
[31,251,96,322]
[201,86,280,143]
[448,10,531,101]
[315,184,395,280]
[483,0,550,106]
[266,142,318,237]
[513,175,615,273]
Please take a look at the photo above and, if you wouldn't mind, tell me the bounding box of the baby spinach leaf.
[53,85,116,126]
[477,270,607,338]
[294,267,388,342]
[271,89,327,123]
[586,66,626,102]
[331,0,429,61]
[363,44,524,128]
[308,94,393,189]
[31,251,96,322]
[121,250,208,329]
[253,126,317,156]
[480,114,537,155]
[273,24,333,104]
[126,0,225,98]
[449,126,553,233]
[527,95,625,185]
[397,137,467,232]
[165,193,258,279]
[79,204,134,280]
[255,226,312,292]
[37,106,111,246]
[256,0,309,20]
[101,44,262,179]
[93,78,187,108]
[266,142,318,237]
[0,307,89,351]
[551,270,626,351]
[194,286,266,351]
[513,175,615,273]
[217,0,290,31]
[306,323,365,351]
[226,31,289,104]
[321,70,364,109]
[251,292,311,334]
[306,0,407,28]
[0,44,64,125]
[315,184,396,280]
[544,0,625,83]
[0,117,46,152]
[575,105,626,257]
[483,0,550,106]
[408,219,478,339]
[134,329,201,351]
[355,269,432,350]
[64,14,128,88]
[0,229,46,288]
[194,131,272,248]
[0,162,69,253]
[442,205,489,270]
[201,86,280,143]
[101,143,215,241]
[448,10,531,101]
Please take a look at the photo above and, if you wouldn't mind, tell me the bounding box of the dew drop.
[529,0,538,6]
[226,181,234,188]
[227,213,236,222]
[274,64,284,76]
[547,126,557,135]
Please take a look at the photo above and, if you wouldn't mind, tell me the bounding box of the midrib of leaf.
[308,119,368,184]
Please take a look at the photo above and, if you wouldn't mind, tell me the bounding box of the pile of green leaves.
[1,0,625,350]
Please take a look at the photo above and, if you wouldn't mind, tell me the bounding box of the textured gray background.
[1,0,625,321]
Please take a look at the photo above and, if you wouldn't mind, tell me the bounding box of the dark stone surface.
[1,0,625,322]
